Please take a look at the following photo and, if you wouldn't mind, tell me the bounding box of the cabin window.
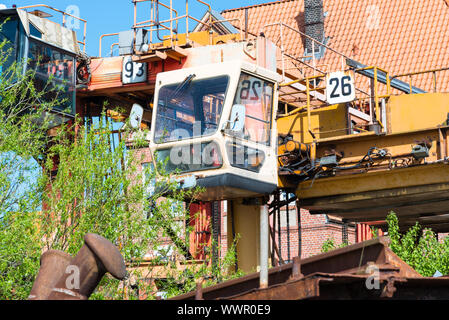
[226,142,265,173]
[0,15,19,72]
[233,73,274,145]
[155,76,229,144]
[28,39,76,115]
[29,22,42,38]
[157,141,223,174]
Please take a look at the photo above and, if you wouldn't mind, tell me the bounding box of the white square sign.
[326,71,356,105]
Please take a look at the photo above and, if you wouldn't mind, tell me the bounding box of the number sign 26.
[122,56,147,84]
[326,71,355,104]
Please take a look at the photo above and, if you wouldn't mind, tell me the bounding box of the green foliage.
[0,34,241,300]
[321,237,337,253]
[0,210,42,299]
[321,237,348,253]
[0,30,65,300]
[319,213,449,277]
[386,212,449,277]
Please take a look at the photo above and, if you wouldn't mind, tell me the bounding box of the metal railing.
[279,66,391,136]
[132,0,212,50]
[261,22,351,82]
[99,33,119,57]
[354,66,390,130]
[18,4,87,52]
[98,0,227,57]
[392,67,449,93]
[110,43,119,57]
[260,21,395,136]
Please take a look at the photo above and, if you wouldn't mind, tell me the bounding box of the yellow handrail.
[392,67,449,93]
[279,66,391,135]
[131,0,218,50]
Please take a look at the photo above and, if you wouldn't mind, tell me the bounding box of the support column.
[211,201,220,270]
[227,200,260,273]
[260,205,269,289]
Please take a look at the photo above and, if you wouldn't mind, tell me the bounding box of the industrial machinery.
[149,60,280,201]
[4,1,449,287]
[0,5,87,124]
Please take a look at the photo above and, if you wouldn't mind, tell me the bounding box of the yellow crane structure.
[2,1,449,280]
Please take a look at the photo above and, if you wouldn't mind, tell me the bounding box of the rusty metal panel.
[171,237,422,300]
[228,277,321,300]
[189,202,212,261]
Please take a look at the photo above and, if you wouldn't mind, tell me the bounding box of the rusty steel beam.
[223,272,449,300]
[227,277,323,300]
[171,237,421,300]
[170,236,449,300]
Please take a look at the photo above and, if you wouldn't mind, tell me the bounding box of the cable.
[334,147,390,171]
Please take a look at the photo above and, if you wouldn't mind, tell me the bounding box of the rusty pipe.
[28,250,72,300]
[47,234,127,300]
[195,277,204,300]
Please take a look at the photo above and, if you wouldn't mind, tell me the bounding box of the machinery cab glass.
[0,7,77,125]
[150,61,280,201]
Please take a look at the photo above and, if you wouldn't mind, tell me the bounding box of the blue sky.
[3,0,270,57]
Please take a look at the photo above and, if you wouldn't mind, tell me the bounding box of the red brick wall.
[273,208,356,260]
[299,209,356,258]
[219,202,228,258]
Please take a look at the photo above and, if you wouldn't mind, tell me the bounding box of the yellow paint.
[388,93,449,133]
[277,103,347,144]
[274,91,449,220]
[160,31,241,48]
[277,93,449,150]
[212,33,242,45]
[316,128,441,166]
[227,200,261,273]
[297,162,449,199]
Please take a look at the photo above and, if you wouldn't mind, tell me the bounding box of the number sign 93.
[122,56,147,84]
[326,71,355,105]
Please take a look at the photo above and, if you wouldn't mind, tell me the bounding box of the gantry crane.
[3,1,449,279]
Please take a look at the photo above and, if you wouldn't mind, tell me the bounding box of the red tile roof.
[222,0,449,93]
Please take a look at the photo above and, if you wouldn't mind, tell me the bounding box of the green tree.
[0,24,68,299]
[0,35,240,300]
[38,115,242,300]
[386,212,449,277]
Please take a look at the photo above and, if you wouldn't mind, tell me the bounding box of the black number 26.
[329,76,352,98]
